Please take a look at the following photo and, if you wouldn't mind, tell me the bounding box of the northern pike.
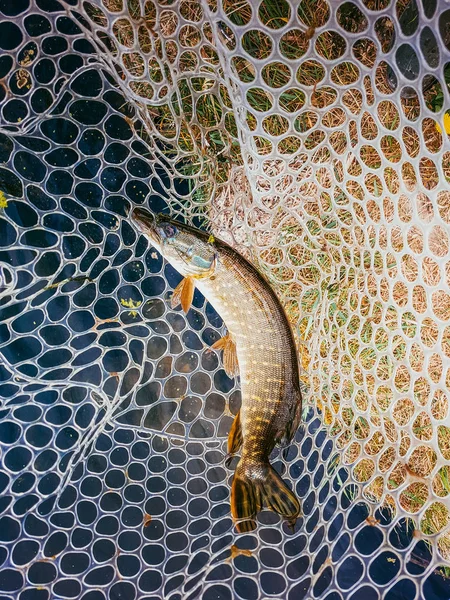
[132,208,302,531]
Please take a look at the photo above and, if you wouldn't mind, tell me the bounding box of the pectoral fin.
[212,333,239,378]
[171,276,195,313]
[227,410,243,454]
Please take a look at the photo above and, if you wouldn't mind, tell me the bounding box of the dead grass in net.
[363,476,384,502]
[353,38,377,69]
[433,466,450,498]
[379,447,395,472]
[112,0,443,163]
[123,52,145,77]
[113,17,135,47]
[421,503,450,536]
[353,458,375,483]
[438,426,450,460]
[399,481,428,513]
[102,0,123,12]
[85,1,108,26]
[222,0,252,26]
[381,493,397,515]
[423,118,443,153]
[391,398,414,428]
[438,532,450,561]
[179,0,203,23]
[432,390,449,420]
[412,412,433,441]
[432,290,450,321]
[159,9,178,37]
[325,76,441,161]
[408,445,437,478]
[365,431,385,456]
[341,432,357,456]
[298,0,329,29]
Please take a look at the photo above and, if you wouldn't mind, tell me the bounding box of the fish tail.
[231,460,300,533]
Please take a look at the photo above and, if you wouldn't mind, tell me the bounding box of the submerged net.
[0,0,450,598]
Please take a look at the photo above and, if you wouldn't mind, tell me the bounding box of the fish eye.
[186,246,194,258]
[163,224,177,238]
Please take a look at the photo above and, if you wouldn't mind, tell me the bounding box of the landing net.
[0,0,449,599]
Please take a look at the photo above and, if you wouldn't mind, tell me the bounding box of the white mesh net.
[0,0,450,598]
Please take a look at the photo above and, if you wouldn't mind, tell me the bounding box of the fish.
[132,208,302,532]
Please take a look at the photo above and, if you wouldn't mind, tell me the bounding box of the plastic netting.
[0,0,449,598]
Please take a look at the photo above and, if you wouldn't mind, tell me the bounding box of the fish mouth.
[131,207,161,245]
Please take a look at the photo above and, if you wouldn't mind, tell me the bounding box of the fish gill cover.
[0,0,449,599]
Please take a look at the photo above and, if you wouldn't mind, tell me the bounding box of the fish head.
[132,208,217,277]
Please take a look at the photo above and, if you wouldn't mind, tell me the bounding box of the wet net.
[0,0,449,598]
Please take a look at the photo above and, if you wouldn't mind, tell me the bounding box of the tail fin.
[231,461,300,533]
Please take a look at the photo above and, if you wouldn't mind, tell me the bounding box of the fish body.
[132,208,302,530]
[195,243,302,456]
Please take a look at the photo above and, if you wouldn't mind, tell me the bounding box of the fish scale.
[196,243,301,465]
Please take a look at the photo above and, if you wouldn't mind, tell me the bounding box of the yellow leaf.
[436,112,450,135]
[120,298,142,309]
